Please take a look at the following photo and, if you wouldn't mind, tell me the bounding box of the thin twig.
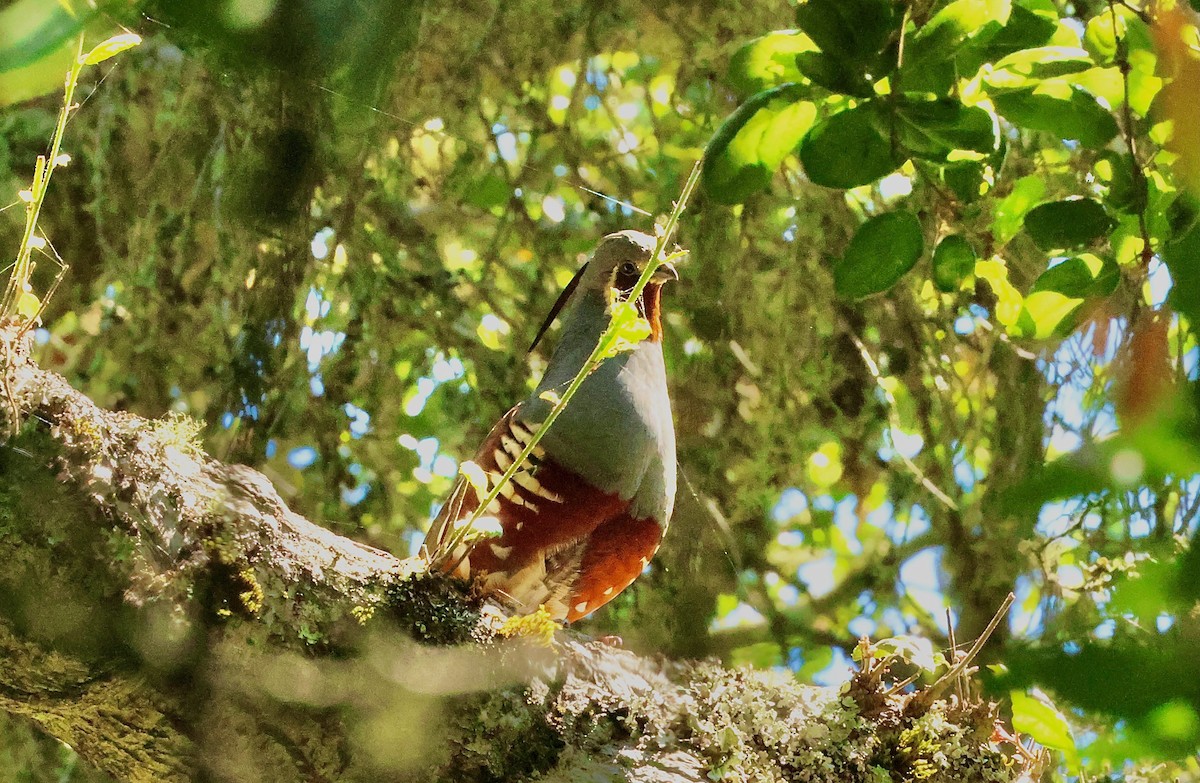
[2,37,85,318]
[1108,0,1154,268]
[850,334,960,512]
[884,671,921,698]
[946,607,966,701]
[919,592,1014,705]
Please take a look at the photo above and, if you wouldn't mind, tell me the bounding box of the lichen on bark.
[0,323,1028,782]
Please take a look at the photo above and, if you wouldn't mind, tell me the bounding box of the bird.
[423,230,678,622]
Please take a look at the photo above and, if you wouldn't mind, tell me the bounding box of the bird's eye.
[620,261,638,277]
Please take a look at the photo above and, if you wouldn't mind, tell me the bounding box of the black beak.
[528,261,588,353]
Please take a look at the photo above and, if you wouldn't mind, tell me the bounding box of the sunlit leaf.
[458,460,489,504]
[992,83,1119,148]
[703,84,814,204]
[983,46,1094,89]
[1030,253,1118,299]
[992,174,1045,244]
[80,32,141,65]
[972,2,1057,60]
[16,290,41,319]
[603,298,652,356]
[1010,690,1078,765]
[1153,6,1200,191]
[1084,4,1153,64]
[0,0,87,73]
[906,0,1012,67]
[1019,290,1083,339]
[727,31,813,96]
[875,636,940,671]
[974,258,1024,327]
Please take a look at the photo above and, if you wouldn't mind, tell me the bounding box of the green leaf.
[730,641,784,669]
[992,174,1046,244]
[992,83,1119,148]
[792,0,900,95]
[728,31,813,97]
[800,103,899,189]
[0,0,86,106]
[604,299,652,356]
[901,59,957,96]
[1009,690,1078,765]
[1163,221,1200,324]
[975,258,1025,328]
[1093,151,1148,213]
[835,211,924,299]
[941,161,989,203]
[1084,5,1153,64]
[794,51,872,96]
[894,98,999,162]
[906,0,1013,66]
[932,234,977,292]
[983,46,1094,89]
[874,636,941,671]
[0,1,135,106]
[15,291,41,320]
[462,172,510,210]
[1146,702,1200,747]
[972,2,1057,60]
[1023,198,1116,250]
[794,0,900,69]
[80,32,141,65]
[1019,290,1084,339]
[703,85,815,204]
[1109,559,1177,622]
[0,0,88,73]
[1031,253,1119,298]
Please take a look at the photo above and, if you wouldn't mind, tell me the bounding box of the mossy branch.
[0,324,1031,782]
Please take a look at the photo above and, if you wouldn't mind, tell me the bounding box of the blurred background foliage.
[3,0,1200,779]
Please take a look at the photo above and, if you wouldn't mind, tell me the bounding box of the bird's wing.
[424,405,647,617]
[423,405,524,563]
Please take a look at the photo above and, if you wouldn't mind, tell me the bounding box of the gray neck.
[534,292,614,395]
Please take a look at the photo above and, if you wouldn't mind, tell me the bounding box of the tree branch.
[0,323,1023,782]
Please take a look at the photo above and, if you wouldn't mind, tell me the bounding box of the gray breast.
[518,294,676,525]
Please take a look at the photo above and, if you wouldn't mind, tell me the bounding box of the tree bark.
[0,323,1023,782]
